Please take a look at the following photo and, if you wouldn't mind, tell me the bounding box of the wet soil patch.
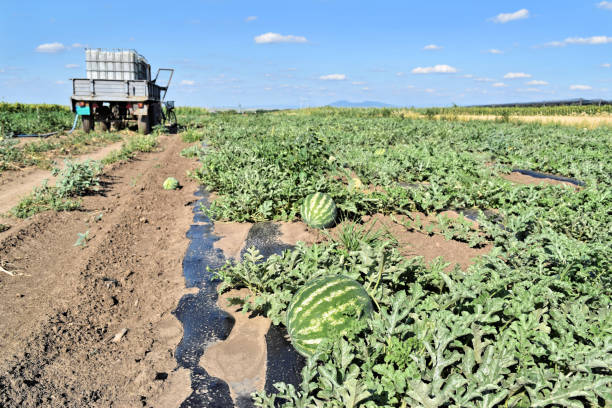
[502,169,585,188]
[174,189,235,407]
[240,222,294,260]
[175,194,305,407]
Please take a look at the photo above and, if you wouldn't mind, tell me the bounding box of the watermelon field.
[0,105,610,407]
[173,108,611,407]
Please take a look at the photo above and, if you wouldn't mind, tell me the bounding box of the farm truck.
[70,48,175,134]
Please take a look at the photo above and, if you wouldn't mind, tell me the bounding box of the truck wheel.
[82,115,93,133]
[137,115,151,134]
[97,106,111,132]
[97,120,110,132]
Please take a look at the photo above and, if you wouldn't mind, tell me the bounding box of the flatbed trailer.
[70,49,174,134]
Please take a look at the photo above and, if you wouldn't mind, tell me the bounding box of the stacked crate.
[85,49,150,80]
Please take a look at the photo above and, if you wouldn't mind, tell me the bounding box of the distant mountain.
[327,100,395,108]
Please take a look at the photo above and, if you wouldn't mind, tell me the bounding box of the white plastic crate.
[85,48,150,80]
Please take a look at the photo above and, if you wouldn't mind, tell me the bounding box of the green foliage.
[10,181,81,218]
[201,109,611,407]
[11,160,102,218]
[0,224,10,232]
[219,234,611,407]
[0,102,73,137]
[180,144,203,158]
[52,159,103,197]
[74,230,90,247]
[102,134,158,164]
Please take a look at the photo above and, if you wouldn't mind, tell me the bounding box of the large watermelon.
[300,192,337,229]
[286,275,373,357]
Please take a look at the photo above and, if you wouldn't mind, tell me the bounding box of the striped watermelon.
[286,275,373,357]
[300,192,337,229]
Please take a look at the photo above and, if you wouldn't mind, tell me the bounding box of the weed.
[180,144,202,158]
[102,134,158,164]
[74,230,89,247]
[12,160,102,218]
[52,159,103,197]
[11,181,81,218]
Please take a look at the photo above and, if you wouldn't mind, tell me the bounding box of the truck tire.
[137,115,151,134]
[82,115,93,133]
[97,120,110,132]
[110,120,121,132]
[97,106,111,132]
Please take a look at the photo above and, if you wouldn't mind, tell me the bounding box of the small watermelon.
[286,275,373,358]
[301,192,337,229]
[348,177,363,192]
[163,177,179,190]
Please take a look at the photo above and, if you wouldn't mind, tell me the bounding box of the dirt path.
[0,141,124,217]
[0,134,198,407]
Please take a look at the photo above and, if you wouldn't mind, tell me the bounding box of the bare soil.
[0,134,197,407]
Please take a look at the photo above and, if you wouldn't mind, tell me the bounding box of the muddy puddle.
[173,189,304,407]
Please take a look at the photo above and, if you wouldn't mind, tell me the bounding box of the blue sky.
[1,0,611,108]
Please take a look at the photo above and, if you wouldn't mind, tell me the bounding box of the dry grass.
[392,109,612,129]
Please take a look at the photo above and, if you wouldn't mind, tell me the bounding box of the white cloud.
[602,63,611,68]
[264,87,272,91]
[474,77,494,82]
[423,44,442,50]
[527,80,548,85]
[65,64,79,69]
[487,49,503,54]
[35,42,66,53]
[597,1,612,10]
[517,88,543,92]
[245,16,257,22]
[319,74,346,80]
[492,82,507,87]
[490,9,529,23]
[351,81,366,85]
[462,74,474,78]
[411,64,457,74]
[570,84,592,90]
[71,43,87,48]
[180,80,195,86]
[504,72,532,79]
[254,32,307,44]
[544,36,612,47]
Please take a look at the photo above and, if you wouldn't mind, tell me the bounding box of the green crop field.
[180,108,611,407]
[3,104,611,406]
[0,103,74,137]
